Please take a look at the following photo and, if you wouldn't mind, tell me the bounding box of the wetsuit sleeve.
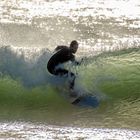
[55,46,68,51]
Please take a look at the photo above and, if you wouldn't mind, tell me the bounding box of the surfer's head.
[70,40,78,54]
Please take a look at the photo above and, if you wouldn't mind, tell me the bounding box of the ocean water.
[0,0,140,139]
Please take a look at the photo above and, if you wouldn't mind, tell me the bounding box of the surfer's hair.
[70,40,78,48]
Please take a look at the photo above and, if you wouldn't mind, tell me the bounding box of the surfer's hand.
[78,58,85,65]
[72,58,86,66]
[80,57,88,65]
[75,61,80,65]
[71,59,80,65]
[74,58,84,65]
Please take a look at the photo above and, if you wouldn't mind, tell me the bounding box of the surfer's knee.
[68,73,76,82]
[69,72,75,78]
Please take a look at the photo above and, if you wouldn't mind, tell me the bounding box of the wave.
[0,45,52,87]
[83,47,140,100]
[0,45,140,101]
[0,45,139,129]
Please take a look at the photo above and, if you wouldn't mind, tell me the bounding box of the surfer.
[47,40,80,94]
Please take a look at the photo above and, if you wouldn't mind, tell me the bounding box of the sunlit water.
[0,122,140,140]
[0,0,140,139]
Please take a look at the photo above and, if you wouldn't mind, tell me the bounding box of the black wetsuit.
[47,46,76,89]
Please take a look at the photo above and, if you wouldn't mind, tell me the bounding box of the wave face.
[0,45,139,130]
[0,0,140,136]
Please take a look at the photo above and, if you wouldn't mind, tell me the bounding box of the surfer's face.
[70,40,78,53]
[71,45,78,53]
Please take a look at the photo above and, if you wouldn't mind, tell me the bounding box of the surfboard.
[59,87,99,107]
[70,95,99,107]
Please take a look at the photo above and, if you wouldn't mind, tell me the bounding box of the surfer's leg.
[68,73,78,97]
[68,72,76,90]
[55,68,69,76]
[55,68,76,89]
[55,68,77,97]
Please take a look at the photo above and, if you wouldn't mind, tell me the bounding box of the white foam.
[0,122,139,140]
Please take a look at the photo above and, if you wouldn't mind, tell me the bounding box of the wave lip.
[0,45,51,87]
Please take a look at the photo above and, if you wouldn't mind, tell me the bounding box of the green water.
[0,48,139,130]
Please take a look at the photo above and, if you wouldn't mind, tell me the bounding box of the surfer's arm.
[72,57,86,66]
[70,55,82,66]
